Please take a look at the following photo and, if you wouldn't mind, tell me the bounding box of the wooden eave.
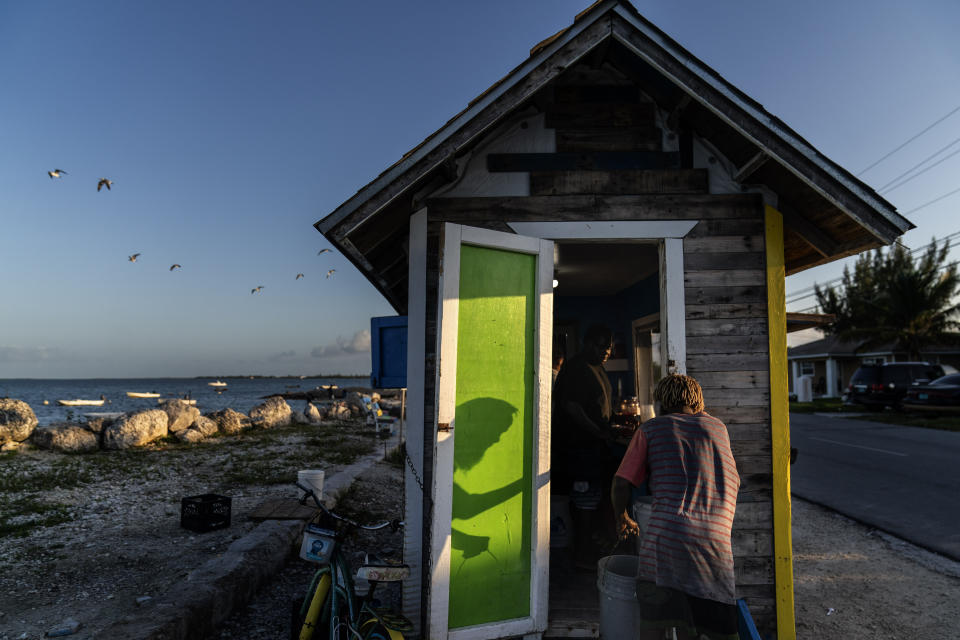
[315,0,915,310]
[786,312,835,333]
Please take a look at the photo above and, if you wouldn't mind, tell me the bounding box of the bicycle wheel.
[293,572,332,640]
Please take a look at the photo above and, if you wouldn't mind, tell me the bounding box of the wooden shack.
[315,2,914,638]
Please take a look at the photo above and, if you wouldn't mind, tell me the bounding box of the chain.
[403,442,424,492]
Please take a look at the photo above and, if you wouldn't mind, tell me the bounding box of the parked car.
[902,373,960,411]
[846,362,956,410]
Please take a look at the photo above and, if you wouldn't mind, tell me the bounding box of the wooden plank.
[248,499,317,522]
[725,422,773,441]
[732,501,773,528]
[685,317,767,336]
[706,406,771,425]
[685,285,767,305]
[553,85,643,103]
[684,270,766,288]
[683,251,765,270]
[683,235,765,253]
[426,194,764,223]
[735,557,776,586]
[556,128,659,152]
[738,474,773,502]
[687,219,765,238]
[734,529,774,556]
[486,151,680,172]
[685,306,768,322]
[544,101,655,128]
[691,371,770,389]
[530,169,707,196]
[699,386,770,404]
[687,353,771,371]
[734,151,769,183]
[731,439,773,457]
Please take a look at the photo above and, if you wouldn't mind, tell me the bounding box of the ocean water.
[0,377,366,426]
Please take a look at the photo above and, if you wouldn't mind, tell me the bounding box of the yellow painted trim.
[765,205,796,640]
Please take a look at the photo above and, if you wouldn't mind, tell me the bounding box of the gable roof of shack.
[315,0,914,313]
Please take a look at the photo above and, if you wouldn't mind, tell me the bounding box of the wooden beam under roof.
[735,151,769,183]
[778,204,839,258]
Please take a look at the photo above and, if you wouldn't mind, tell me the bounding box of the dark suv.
[847,362,953,410]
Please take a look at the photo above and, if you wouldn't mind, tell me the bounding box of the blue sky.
[2,1,959,377]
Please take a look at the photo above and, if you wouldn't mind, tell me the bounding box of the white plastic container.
[597,555,640,639]
[298,469,325,499]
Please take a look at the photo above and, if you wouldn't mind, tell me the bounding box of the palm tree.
[816,238,960,359]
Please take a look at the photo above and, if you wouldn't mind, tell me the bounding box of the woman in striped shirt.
[612,374,740,640]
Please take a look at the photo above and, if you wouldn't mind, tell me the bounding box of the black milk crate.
[180,494,231,533]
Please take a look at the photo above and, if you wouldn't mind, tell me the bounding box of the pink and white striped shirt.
[616,411,740,603]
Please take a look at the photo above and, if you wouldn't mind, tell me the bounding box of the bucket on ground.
[298,469,325,499]
[597,555,640,639]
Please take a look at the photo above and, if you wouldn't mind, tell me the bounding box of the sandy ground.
[792,498,960,639]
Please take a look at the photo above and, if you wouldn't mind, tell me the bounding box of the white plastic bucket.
[597,555,640,639]
[298,469,325,499]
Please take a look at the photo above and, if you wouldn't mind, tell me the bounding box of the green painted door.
[448,244,537,628]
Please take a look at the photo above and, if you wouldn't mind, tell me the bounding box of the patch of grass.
[384,444,405,468]
[789,398,857,413]
[303,435,371,465]
[844,411,960,432]
[0,496,72,538]
[0,459,95,493]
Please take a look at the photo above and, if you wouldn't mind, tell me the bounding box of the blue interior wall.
[553,272,660,398]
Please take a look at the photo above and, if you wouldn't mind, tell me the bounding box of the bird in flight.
[295,273,304,280]
[251,286,263,294]
[170,264,181,271]
[48,169,68,179]
[97,178,113,192]
[326,269,336,279]
[128,253,141,262]
[317,249,331,255]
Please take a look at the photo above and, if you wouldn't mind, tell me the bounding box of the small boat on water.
[208,380,228,387]
[126,392,161,399]
[57,399,105,407]
[157,398,197,405]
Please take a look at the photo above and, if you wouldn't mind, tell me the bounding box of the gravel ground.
[0,420,379,640]
[209,461,405,640]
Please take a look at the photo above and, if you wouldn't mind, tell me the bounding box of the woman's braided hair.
[654,374,705,413]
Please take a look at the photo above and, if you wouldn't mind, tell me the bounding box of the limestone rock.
[162,400,201,434]
[289,410,307,425]
[84,415,118,434]
[31,423,99,453]
[175,428,205,444]
[191,415,219,438]
[0,398,38,444]
[304,403,323,423]
[326,401,351,421]
[249,396,292,429]
[102,410,169,450]
[209,408,250,435]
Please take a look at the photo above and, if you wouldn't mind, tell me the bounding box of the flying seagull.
[128,253,140,262]
[169,264,181,271]
[48,169,68,179]
[317,249,331,255]
[97,178,113,192]
[326,269,335,279]
[251,286,263,294]
[295,273,304,280]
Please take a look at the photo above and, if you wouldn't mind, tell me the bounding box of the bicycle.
[291,481,414,640]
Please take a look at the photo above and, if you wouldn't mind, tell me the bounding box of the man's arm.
[611,475,638,539]
[563,400,613,442]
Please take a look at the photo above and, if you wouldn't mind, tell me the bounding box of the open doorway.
[548,240,661,635]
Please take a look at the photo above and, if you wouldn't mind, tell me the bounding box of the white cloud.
[311,330,371,358]
[268,350,297,361]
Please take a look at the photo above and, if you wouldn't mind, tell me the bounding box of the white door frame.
[428,223,554,640]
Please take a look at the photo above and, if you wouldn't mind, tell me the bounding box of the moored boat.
[208,380,228,387]
[57,399,105,407]
[126,392,161,398]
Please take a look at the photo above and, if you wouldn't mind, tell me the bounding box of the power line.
[878,136,960,193]
[903,185,960,215]
[858,103,960,176]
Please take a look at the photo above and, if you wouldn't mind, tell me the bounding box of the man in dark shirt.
[552,324,617,569]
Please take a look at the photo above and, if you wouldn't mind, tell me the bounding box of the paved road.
[790,412,960,560]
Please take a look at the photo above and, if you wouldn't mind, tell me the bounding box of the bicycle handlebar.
[295,481,404,533]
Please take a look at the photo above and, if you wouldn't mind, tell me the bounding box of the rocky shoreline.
[0,390,402,455]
